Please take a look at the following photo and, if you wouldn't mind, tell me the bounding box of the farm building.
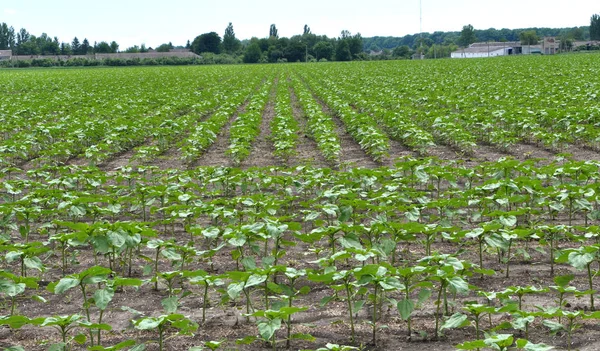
[451,38,557,58]
[0,50,12,60]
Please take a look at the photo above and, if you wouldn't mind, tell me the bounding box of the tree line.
[0,14,599,64]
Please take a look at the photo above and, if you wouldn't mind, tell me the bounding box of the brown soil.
[562,144,600,163]
[288,88,330,168]
[385,139,416,167]
[241,80,281,169]
[191,107,249,169]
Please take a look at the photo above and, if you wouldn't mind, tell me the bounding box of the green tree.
[335,40,352,61]
[458,24,477,47]
[71,37,81,55]
[392,45,411,58]
[60,42,72,55]
[94,41,112,53]
[591,14,600,41]
[81,38,91,54]
[348,33,363,58]
[313,41,333,60]
[109,41,119,53]
[191,32,221,54]
[269,24,279,39]
[156,43,173,52]
[243,42,262,63]
[0,23,15,50]
[223,22,241,54]
[303,24,311,35]
[519,30,539,45]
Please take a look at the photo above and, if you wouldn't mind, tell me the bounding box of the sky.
[1,0,598,49]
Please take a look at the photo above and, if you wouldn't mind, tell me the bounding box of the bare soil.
[288,88,330,168]
[241,80,281,169]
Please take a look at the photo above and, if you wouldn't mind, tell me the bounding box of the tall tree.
[222,22,241,54]
[71,37,81,55]
[0,23,15,50]
[269,24,279,39]
[94,41,112,53]
[313,41,333,60]
[519,30,539,45]
[81,38,91,55]
[591,14,600,41]
[335,40,352,61]
[110,41,119,53]
[243,42,262,63]
[458,24,477,47]
[347,33,363,57]
[303,25,311,36]
[191,32,221,54]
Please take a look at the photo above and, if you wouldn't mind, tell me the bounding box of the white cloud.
[4,8,17,15]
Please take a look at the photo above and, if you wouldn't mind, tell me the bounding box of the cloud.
[4,9,17,15]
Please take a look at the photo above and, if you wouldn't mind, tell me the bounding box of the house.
[0,50,12,60]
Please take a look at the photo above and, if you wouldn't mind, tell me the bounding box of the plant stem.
[588,263,595,310]
[345,281,355,343]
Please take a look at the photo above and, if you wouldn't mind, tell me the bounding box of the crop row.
[270,77,299,164]
[0,157,599,349]
[227,78,273,165]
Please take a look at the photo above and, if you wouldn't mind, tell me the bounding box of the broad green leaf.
[161,296,179,314]
[53,278,80,294]
[94,288,114,310]
[245,274,267,288]
[257,318,282,341]
[397,299,414,321]
[440,313,468,331]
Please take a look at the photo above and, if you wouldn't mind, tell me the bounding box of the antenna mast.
[419,0,423,49]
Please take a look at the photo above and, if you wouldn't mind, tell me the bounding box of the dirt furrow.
[242,80,280,169]
[191,105,250,169]
[288,87,330,168]
[562,144,600,162]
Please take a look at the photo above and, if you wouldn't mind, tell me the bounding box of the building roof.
[94,51,200,60]
[451,46,508,54]
[470,41,520,48]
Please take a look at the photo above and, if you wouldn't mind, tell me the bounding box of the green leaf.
[94,288,114,311]
[448,276,469,294]
[455,340,487,350]
[257,318,282,341]
[3,346,25,351]
[568,251,595,270]
[88,340,137,351]
[48,343,67,351]
[162,296,179,314]
[227,282,244,299]
[245,274,266,288]
[338,206,353,222]
[543,319,565,334]
[0,315,31,329]
[553,274,574,287]
[23,257,44,272]
[516,339,555,351]
[499,215,517,227]
[73,333,87,344]
[397,299,414,321]
[134,317,163,330]
[53,278,80,294]
[440,313,468,331]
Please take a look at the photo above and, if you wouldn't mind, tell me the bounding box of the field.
[1,55,600,351]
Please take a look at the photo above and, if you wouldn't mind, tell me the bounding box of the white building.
[451,42,520,59]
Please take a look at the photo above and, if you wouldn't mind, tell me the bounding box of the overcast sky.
[2,0,598,48]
